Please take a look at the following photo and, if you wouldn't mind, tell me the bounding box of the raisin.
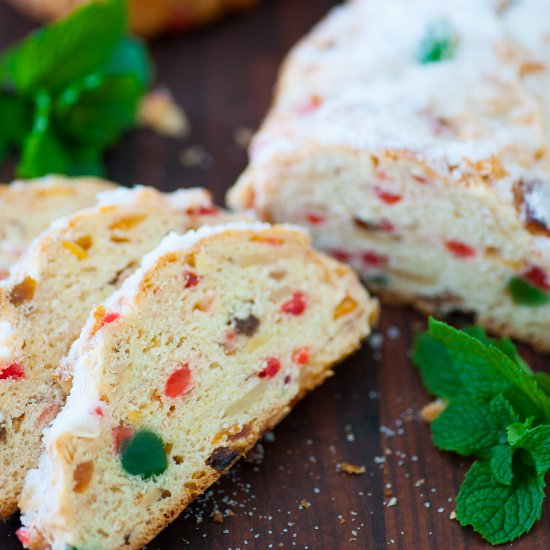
[9,277,36,305]
[206,447,240,472]
[0,427,6,443]
[233,314,260,337]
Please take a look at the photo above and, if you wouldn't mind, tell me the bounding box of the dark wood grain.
[1,1,549,548]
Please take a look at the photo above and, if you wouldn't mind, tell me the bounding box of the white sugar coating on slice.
[0,321,15,361]
[523,180,550,228]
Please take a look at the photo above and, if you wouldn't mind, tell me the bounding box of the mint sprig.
[413,318,550,544]
[0,0,152,178]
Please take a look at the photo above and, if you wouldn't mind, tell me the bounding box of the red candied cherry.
[444,240,476,259]
[412,174,429,184]
[361,251,388,267]
[102,312,120,325]
[292,348,310,366]
[523,265,550,291]
[0,362,24,380]
[165,364,192,398]
[331,249,352,263]
[298,94,323,115]
[35,404,58,428]
[374,187,402,204]
[304,211,327,225]
[187,205,219,216]
[258,358,281,379]
[16,528,31,546]
[112,426,134,454]
[184,271,200,288]
[378,219,396,232]
[281,292,307,316]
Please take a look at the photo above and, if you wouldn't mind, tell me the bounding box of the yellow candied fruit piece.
[127,410,141,423]
[62,240,88,260]
[333,296,358,319]
[110,214,146,231]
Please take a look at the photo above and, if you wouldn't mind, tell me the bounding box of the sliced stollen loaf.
[0,176,114,280]
[228,0,550,351]
[8,0,261,37]
[17,222,377,550]
[0,185,240,518]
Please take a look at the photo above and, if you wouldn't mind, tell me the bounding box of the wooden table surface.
[1,1,549,548]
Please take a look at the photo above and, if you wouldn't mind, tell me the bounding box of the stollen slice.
[0,176,114,280]
[0,184,239,518]
[18,222,377,550]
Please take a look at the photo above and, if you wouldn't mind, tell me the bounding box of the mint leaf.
[427,319,550,419]
[417,19,458,64]
[18,122,69,178]
[54,74,145,148]
[0,0,127,94]
[462,325,531,374]
[534,372,550,397]
[508,425,550,476]
[456,460,544,544]
[490,445,514,486]
[413,332,463,400]
[432,395,517,456]
[0,93,32,159]
[508,277,550,307]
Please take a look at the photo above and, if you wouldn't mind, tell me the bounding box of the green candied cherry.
[417,18,459,64]
[120,429,168,479]
[508,277,550,307]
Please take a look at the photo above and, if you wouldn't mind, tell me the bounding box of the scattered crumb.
[387,326,401,340]
[339,462,366,475]
[338,517,347,525]
[414,478,426,487]
[139,87,190,138]
[420,399,447,422]
[299,499,311,510]
[233,126,254,149]
[386,497,398,507]
[368,333,384,350]
[374,456,385,464]
[449,510,457,520]
[179,145,213,169]
[211,511,224,524]
[244,442,265,465]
